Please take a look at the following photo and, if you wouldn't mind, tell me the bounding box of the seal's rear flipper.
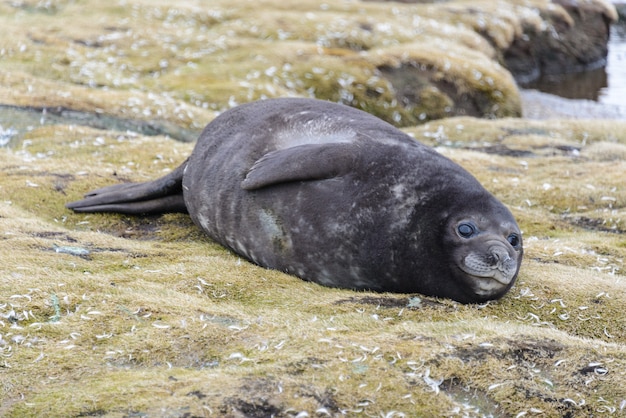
[66,160,189,214]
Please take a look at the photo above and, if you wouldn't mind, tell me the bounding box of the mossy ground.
[2,119,626,417]
[0,0,531,128]
[2,0,626,417]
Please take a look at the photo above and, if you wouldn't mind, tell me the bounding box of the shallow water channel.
[0,105,200,146]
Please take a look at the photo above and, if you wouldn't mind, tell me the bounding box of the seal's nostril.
[489,247,513,269]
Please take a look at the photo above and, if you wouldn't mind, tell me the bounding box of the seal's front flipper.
[241,143,358,190]
[66,160,188,214]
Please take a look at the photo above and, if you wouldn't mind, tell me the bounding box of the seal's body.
[67,98,523,303]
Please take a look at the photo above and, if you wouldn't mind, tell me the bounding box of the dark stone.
[363,0,617,86]
[504,0,617,82]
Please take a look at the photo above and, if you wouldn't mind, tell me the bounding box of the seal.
[67,98,523,303]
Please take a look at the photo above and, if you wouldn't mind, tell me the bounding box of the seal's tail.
[66,159,189,215]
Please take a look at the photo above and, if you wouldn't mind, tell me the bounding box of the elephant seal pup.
[67,98,523,303]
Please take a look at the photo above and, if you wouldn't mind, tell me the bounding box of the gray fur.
[67,98,523,303]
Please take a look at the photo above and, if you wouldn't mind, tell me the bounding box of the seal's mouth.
[460,245,518,295]
[469,274,511,296]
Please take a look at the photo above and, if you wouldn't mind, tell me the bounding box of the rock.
[366,0,618,85]
[504,0,618,82]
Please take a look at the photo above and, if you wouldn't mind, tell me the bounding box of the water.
[600,23,626,108]
[0,105,200,147]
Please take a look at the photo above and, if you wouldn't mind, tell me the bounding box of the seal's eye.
[507,233,520,248]
[457,223,476,238]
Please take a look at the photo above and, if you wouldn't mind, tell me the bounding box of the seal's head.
[444,202,523,302]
